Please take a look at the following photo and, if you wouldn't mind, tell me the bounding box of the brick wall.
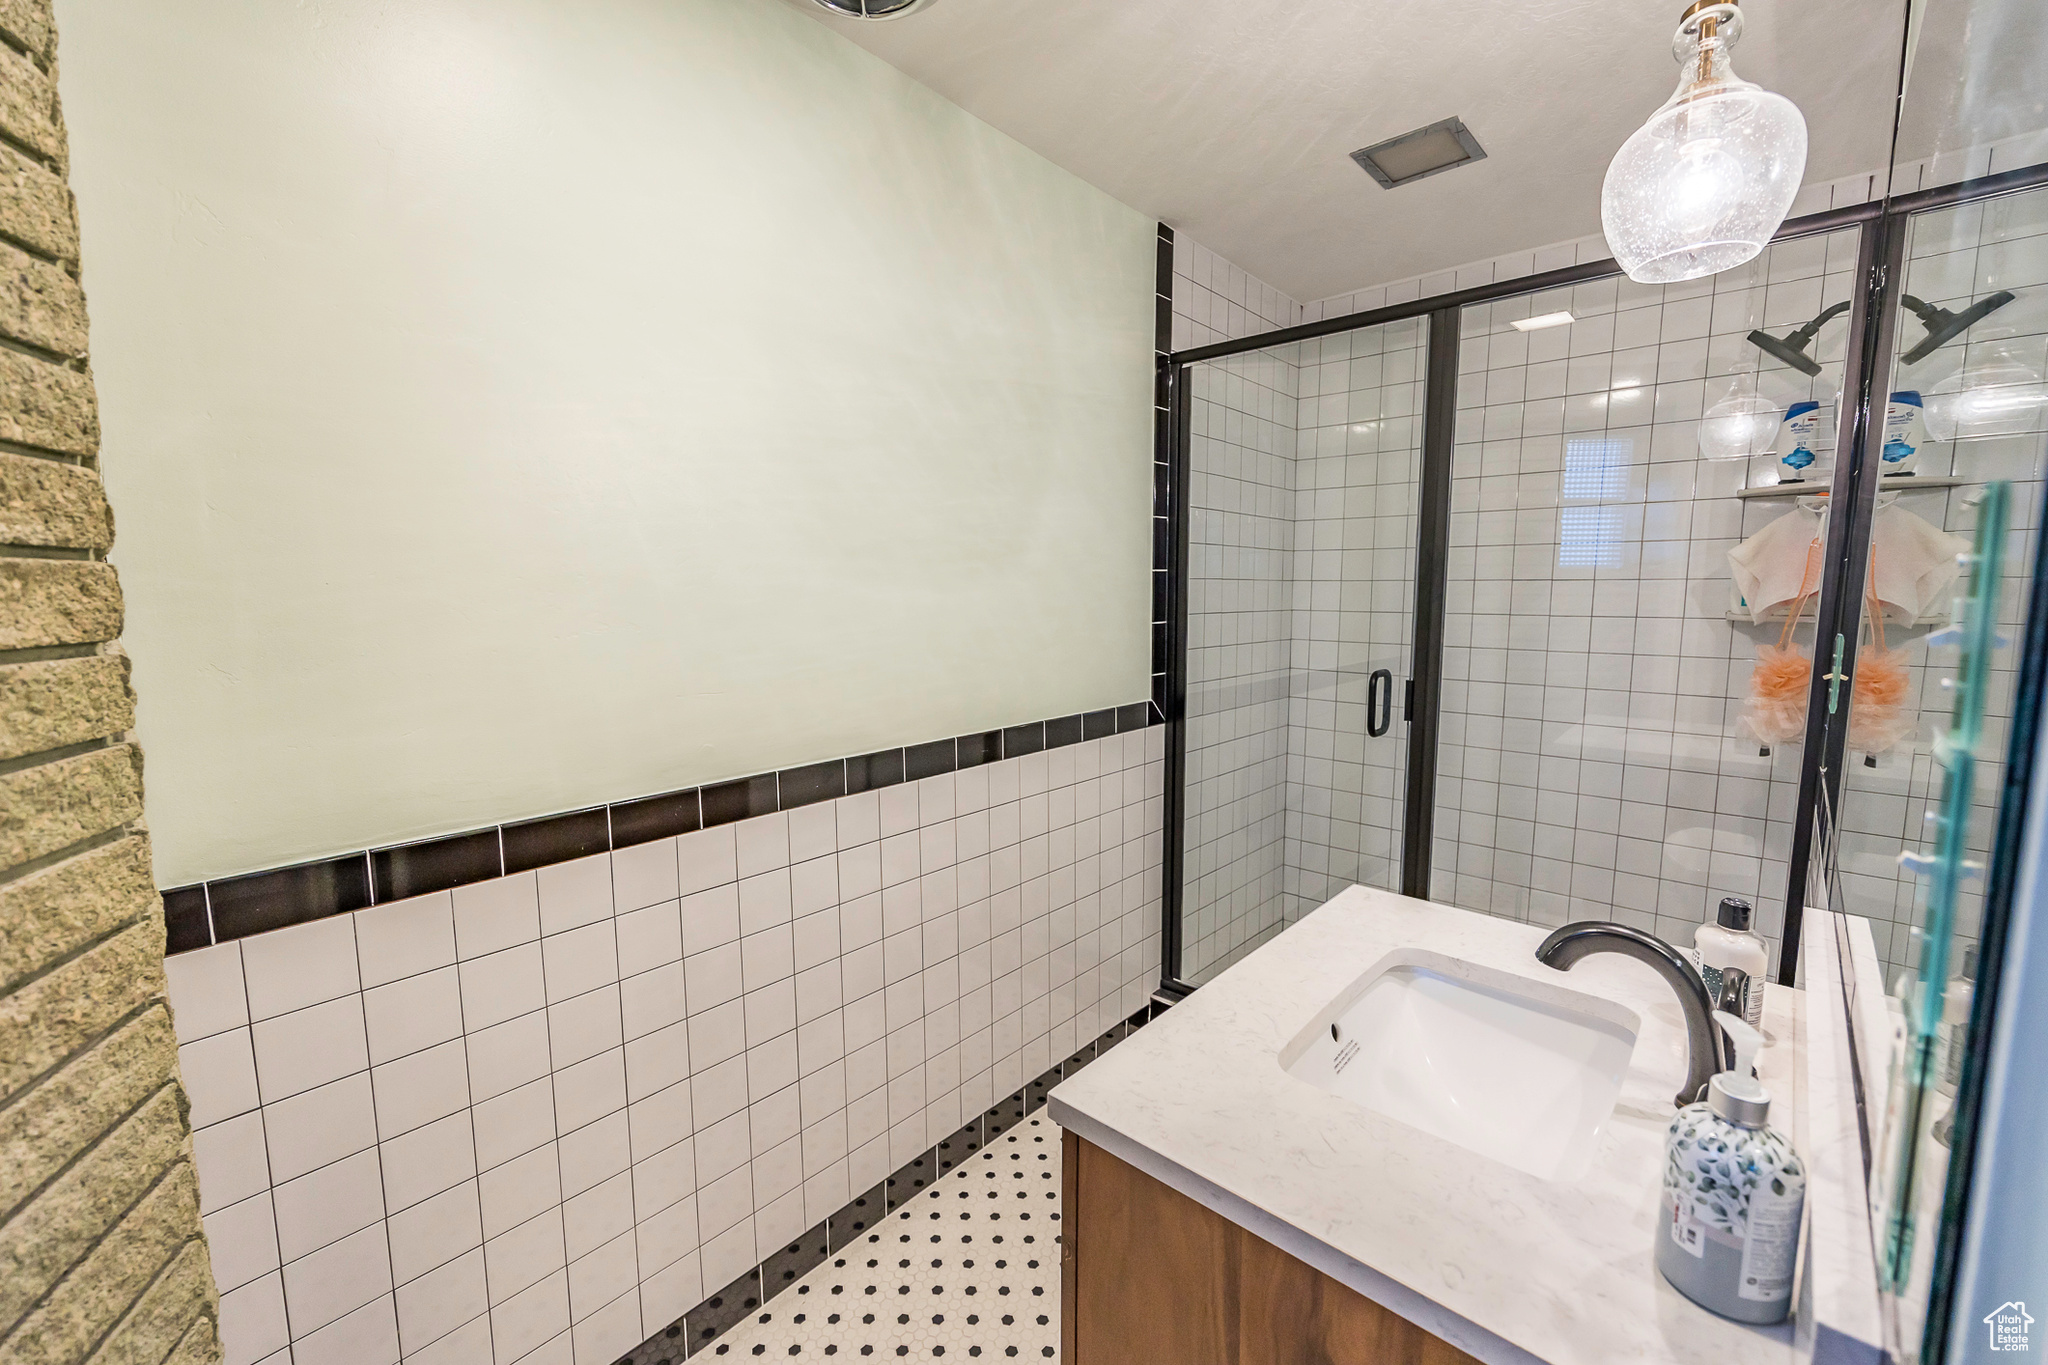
[0,4,223,1363]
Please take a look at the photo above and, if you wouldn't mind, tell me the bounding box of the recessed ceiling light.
[1511,311,1577,332]
[1349,117,1487,189]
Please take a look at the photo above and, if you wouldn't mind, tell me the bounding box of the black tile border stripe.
[619,1001,1168,1365]
[1152,222,1175,717]
[161,702,1163,953]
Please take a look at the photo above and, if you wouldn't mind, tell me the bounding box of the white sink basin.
[1279,949,1639,1181]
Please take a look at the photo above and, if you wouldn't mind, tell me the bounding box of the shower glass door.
[1178,317,1428,984]
[1829,184,2048,983]
[1431,228,1863,973]
[1832,182,2047,1349]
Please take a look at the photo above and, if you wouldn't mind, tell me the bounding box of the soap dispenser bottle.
[1657,1014,1806,1324]
[1695,897,1768,1031]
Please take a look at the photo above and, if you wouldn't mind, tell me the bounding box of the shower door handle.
[1366,669,1393,737]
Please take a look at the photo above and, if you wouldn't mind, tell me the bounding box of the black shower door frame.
[1154,161,2048,998]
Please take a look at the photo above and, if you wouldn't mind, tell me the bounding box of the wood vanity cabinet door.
[1064,1133,1480,1365]
[1066,1131,1239,1362]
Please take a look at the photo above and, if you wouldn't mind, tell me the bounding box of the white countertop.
[1049,887,1808,1365]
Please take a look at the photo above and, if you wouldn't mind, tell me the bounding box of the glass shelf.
[1734,475,1969,499]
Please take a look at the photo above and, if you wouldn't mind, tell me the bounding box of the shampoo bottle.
[1658,1015,1806,1325]
[1696,898,1768,1032]
[1881,391,1926,475]
[1775,401,1824,481]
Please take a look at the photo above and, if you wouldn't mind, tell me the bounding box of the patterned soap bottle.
[1657,1013,1805,1324]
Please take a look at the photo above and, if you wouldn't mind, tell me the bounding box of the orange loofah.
[1849,578,1913,755]
[1850,646,1912,752]
[1743,533,1824,745]
[1747,644,1815,743]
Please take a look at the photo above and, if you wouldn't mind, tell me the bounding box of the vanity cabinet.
[1061,1133,1481,1365]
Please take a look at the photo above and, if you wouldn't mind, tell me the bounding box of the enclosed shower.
[1163,181,2046,997]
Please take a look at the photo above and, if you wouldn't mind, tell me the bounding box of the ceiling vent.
[1350,117,1488,189]
[811,0,936,17]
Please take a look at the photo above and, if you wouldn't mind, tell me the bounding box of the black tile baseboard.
[617,1003,1162,1365]
[162,702,1163,954]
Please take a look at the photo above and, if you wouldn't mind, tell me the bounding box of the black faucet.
[1535,921,1720,1108]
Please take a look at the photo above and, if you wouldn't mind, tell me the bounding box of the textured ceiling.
[1896,0,2048,162]
[785,0,1913,303]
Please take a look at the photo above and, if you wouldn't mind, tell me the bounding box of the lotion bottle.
[1696,898,1768,1032]
[1658,1014,1806,1325]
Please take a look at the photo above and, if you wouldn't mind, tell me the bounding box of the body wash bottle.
[1658,1015,1805,1325]
[1696,897,1768,1032]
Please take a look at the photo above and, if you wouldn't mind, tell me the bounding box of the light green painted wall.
[57,0,1156,886]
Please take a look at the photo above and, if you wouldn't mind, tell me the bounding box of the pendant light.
[1602,1,1807,284]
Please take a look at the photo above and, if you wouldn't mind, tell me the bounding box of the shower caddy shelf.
[1732,475,1967,500]
[1724,606,1945,629]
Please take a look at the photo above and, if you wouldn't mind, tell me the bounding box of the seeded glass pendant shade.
[1602,2,1807,284]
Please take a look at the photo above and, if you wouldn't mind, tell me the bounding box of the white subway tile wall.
[1433,229,1865,970]
[1281,318,1429,919]
[166,730,1164,1365]
[1830,188,2048,978]
[1173,247,1432,976]
[1171,238,1304,982]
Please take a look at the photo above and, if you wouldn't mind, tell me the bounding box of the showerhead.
[1898,291,2017,365]
[1747,300,1852,377]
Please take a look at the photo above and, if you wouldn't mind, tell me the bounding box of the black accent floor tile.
[206,855,372,943]
[885,1147,939,1210]
[501,806,610,875]
[761,1222,831,1296]
[372,829,503,903]
[778,759,845,809]
[1151,672,1168,715]
[1001,723,1045,759]
[955,732,1001,768]
[829,1184,886,1252]
[1153,456,1171,515]
[701,774,778,827]
[609,789,701,848]
[688,1268,763,1349]
[1151,569,1169,619]
[1027,1067,1061,1111]
[1044,714,1083,749]
[933,1118,982,1176]
[1117,702,1150,733]
[845,748,905,794]
[1151,621,1169,674]
[1082,708,1118,741]
[984,1091,1029,1142]
[1062,1046,1093,1077]
[162,887,211,954]
[621,1315,686,1365]
[903,738,956,782]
